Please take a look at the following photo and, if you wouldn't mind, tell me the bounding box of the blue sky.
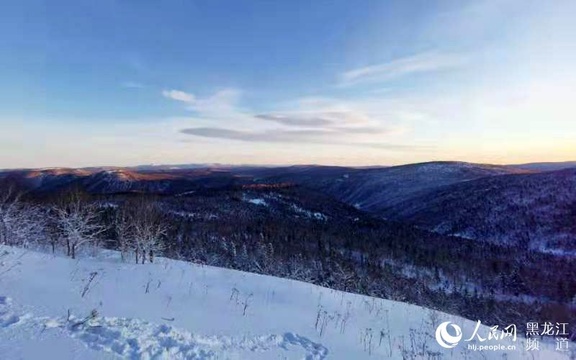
[1,0,575,168]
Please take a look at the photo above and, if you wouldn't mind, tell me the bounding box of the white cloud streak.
[162,88,243,118]
[340,52,466,86]
[162,89,196,103]
[162,87,410,149]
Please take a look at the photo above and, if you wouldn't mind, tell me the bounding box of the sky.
[1,0,575,168]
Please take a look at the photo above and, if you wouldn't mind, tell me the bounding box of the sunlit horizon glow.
[1,1,575,169]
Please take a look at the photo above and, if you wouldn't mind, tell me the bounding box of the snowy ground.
[0,245,569,359]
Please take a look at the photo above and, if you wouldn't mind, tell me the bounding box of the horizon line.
[2,159,576,172]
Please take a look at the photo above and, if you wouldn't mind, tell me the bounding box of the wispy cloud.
[181,127,331,143]
[164,87,418,152]
[340,51,466,86]
[255,110,373,128]
[180,126,423,151]
[162,88,242,117]
[254,111,389,136]
[162,89,195,102]
[255,114,333,127]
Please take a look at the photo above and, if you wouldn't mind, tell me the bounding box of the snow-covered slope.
[0,246,567,359]
[252,162,530,213]
[383,168,576,253]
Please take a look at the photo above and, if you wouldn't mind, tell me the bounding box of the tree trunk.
[149,250,154,263]
[135,249,139,264]
[0,219,7,245]
[71,244,76,259]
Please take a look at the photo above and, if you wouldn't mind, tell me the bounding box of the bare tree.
[45,209,62,253]
[56,191,105,259]
[129,199,167,264]
[113,207,133,262]
[0,186,21,245]
[11,205,47,248]
[0,186,46,247]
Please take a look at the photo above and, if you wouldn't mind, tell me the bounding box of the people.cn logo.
[435,321,463,349]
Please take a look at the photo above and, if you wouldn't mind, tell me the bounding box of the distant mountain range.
[507,161,576,172]
[249,161,531,212]
[1,160,575,254]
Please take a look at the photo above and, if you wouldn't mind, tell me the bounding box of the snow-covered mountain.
[0,168,251,195]
[0,245,568,359]
[383,168,576,253]
[253,161,530,213]
[0,161,529,201]
[507,161,576,172]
